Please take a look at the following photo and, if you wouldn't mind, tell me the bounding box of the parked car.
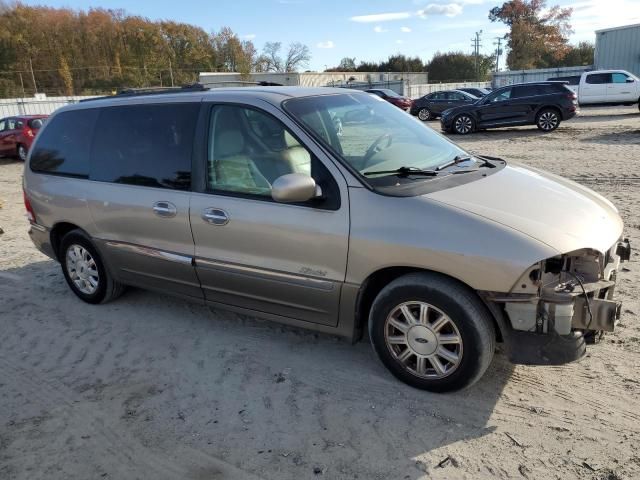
[0,115,47,161]
[457,87,491,98]
[365,88,413,110]
[441,82,578,134]
[23,85,630,392]
[548,70,640,108]
[410,90,478,121]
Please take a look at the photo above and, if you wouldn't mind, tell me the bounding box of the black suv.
[409,90,478,121]
[440,82,578,134]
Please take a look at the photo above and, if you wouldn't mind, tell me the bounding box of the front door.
[607,72,637,102]
[476,87,518,125]
[190,102,350,326]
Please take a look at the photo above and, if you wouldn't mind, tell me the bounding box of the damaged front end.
[485,238,631,365]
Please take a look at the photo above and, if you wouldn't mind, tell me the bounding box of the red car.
[365,88,413,110]
[0,114,48,161]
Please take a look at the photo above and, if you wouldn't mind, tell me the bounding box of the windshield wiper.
[436,154,474,171]
[363,166,438,177]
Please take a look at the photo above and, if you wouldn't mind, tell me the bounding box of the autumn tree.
[427,52,494,81]
[489,0,573,70]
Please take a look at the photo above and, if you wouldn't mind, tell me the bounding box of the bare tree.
[261,41,283,72]
[284,42,310,72]
[259,41,310,73]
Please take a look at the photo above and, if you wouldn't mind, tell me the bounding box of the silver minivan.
[23,86,631,392]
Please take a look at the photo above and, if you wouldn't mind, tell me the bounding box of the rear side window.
[586,73,612,84]
[30,109,98,177]
[90,103,198,190]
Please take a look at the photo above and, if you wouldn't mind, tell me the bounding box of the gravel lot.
[1,106,639,480]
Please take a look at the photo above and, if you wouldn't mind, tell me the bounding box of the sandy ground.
[1,105,639,480]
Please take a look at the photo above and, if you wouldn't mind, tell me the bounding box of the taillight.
[566,92,577,100]
[25,128,34,137]
[23,188,36,223]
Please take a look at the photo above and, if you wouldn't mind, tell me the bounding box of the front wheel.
[536,109,561,132]
[453,114,474,134]
[369,273,495,392]
[417,108,432,121]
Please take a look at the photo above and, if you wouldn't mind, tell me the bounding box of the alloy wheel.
[384,301,463,379]
[454,115,473,134]
[18,145,27,161]
[538,111,559,131]
[66,244,100,295]
[418,108,431,121]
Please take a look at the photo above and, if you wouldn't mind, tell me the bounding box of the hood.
[426,163,623,254]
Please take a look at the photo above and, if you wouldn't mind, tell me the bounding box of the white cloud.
[350,11,412,23]
[565,0,640,42]
[374,25,388,33]
[400,26,412,32]
[396,39,405,44]
[418,3,463,18]
[242,34,256,40]
[316,40,335,49]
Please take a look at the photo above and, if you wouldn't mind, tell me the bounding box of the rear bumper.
[27,223,56,260]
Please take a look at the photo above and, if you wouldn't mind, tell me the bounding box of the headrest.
[216,130,245,157]
[284,131,299,148]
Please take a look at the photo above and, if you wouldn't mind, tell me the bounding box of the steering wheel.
[363,133,393,167]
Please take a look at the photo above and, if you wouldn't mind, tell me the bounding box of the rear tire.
[453,114,474,135]
[17,144,27,162]
[536,108,561,132]
[417,108,432,121]
[59,230,125,304]
[368,272,495,392]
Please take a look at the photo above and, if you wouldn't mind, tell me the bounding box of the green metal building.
[595,23,640,76]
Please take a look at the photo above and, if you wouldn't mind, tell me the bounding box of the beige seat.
[211,130,271,195]
[281,131,311,176]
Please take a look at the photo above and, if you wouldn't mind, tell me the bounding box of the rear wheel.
[59,230,125,304]
[369,272,495,392]
[17,144,27,162]
[417,108,432,121]
[536,108,561,132]
[453,114,474,135]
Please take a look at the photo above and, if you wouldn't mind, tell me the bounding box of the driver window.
[489,88,512,103]
[612,73,630,83]
[207,105,312,197]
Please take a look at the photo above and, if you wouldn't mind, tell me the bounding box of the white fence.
[492,66,592,88]
[0,95,97,117]
[405,81,492,99]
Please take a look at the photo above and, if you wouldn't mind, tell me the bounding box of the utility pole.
[168,59,174,87]
[471,30,482,81]
[493,37,503,72]
[18,73,26,98]
[28,57,38,94]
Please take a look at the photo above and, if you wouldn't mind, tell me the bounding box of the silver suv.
[23,86,631,392]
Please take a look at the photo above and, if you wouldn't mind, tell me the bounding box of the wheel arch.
[354,266,503,342]
[535,105,562,120]
[50,222,86,260]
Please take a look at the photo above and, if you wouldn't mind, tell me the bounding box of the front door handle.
[202,207,229,226]
[152,201,177,218]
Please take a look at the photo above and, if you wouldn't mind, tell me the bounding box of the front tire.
[536,108,561,132]
[59,230,125,304]
[453,114,474,134]
[369,272,495,392]
[417,108,432,121]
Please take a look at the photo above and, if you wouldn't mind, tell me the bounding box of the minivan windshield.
[284,93,470,181]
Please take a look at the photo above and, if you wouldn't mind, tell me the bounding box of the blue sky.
[23,0,640,71]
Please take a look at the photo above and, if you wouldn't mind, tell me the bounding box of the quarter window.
[30,109,98,177]
[90,103,198,190]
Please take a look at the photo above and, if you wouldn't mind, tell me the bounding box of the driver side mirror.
[626,78,635,83]
[271,173,322,203]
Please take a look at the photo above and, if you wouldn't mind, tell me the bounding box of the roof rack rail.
[201,80,284,87]
[79,83,209,102]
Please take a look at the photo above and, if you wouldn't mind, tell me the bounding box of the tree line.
[0,3,310,96]
[0,1,594,97]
